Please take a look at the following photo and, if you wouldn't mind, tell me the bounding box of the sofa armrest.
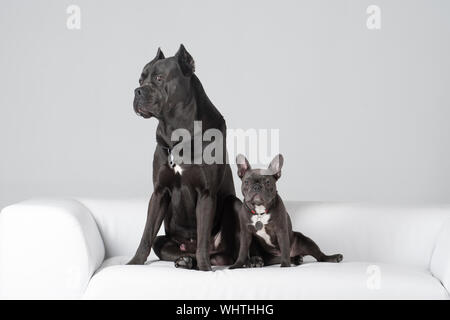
[0,198,105,299]
[431,216,450,294]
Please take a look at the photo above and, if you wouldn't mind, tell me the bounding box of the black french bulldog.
[230,154,343,269]
[128,45,240,271]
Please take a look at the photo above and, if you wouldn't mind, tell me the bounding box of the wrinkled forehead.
[245,169,275,180]
[143,57,180,76]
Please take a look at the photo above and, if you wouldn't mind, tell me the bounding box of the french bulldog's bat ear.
[175,44,195,76]
[236,154,251,179]
[268,154,284,180]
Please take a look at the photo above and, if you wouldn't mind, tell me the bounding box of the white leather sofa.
[0,198,449,300]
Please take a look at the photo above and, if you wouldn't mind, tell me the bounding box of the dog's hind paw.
[175,256,196,269]
[326,254,343,263]
[248,256,264,268]
[291,255,303,266]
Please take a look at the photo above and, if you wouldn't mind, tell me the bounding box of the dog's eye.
[154,75,163,83]
[265,179,270,185]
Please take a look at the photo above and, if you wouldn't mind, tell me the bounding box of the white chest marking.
[173,164,183,175]
[255,205,266,214]
[251,214,271,225]
[251,209,274,247]
[169,153,183,175]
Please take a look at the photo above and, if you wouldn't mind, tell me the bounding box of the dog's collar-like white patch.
[255,205,266,214]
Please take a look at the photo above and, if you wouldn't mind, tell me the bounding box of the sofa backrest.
[286,202,449,270]
[77,198,450,269]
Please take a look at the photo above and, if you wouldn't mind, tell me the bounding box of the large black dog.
[128,45,240,271]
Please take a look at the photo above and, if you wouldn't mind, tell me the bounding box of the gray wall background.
[1,0,449,209]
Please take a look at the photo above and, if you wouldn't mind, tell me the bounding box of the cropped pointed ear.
[268,154,284,180]
[236,154,251,179]
[147,48,165,66]
[140,48,165,83]
[175,44,195,76]
[155,47,165,60]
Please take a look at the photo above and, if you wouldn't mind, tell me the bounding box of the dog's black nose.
[252,183,262,192]
[135,88,142,96]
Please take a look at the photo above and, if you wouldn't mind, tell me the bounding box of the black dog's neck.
[156,97,197,151]
[156,75,225,152]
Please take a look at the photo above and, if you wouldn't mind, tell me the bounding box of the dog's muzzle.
[134,87,154,118]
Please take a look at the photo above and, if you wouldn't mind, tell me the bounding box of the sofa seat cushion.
[83,257,449,300]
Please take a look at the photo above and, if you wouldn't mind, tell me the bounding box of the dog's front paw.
[248,256,264,268]
[229,261,245,269]
[175,256,195,269]
[197,261,212,271]
[333,254,343,263]
[280,261,291,268]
